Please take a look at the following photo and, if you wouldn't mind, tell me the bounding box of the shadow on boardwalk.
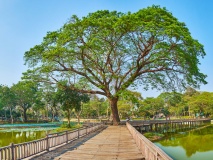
[28,127,106,160]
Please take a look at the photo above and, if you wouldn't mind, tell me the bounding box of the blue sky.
[0,0,212,98]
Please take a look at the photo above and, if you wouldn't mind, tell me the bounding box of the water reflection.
[0,128,55,147]
[154,125,213,159]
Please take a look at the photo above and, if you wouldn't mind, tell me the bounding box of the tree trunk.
[23,108,27,122]
[77,114,80,125]
[106,105,110,119]
[46,105,49,120]
[109,98,120,125]
[37,116,39,123]
[10,108,13,124]
[74,110,81,125]
[36,111,40,123]
[67,109,71,128]
[4,110,6,121]
[51,111,54,122]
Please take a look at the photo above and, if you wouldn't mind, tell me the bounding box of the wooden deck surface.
[55,126,145,160]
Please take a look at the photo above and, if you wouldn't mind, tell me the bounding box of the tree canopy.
[0,85,16,123]
[56,84,89,127]
[11,81,41,122]
[23,6,206,125]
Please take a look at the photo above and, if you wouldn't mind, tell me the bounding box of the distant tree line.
[1,81,212,124]
[0,81,90,125]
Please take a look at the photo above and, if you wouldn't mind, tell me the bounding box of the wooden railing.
[126,122,173,160]
[0,123,103,160]
[129,118,211,126]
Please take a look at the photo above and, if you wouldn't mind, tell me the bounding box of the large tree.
[0,85,16,123]
[158,92,182,119]
[23,6,206,125]
[140,97,164,119]
[188,92,213,117]
[11,81,41,122]
[183,87,199,117]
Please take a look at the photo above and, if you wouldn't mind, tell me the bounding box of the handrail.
[0,123,104,160]
[129,118,211,124]
[126,122,173,160]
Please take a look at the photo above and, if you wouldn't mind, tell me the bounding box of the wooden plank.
[54,126,145,160]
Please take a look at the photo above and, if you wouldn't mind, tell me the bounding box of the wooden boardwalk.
[55,126,145,160]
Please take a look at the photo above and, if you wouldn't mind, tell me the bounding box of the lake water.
[0,123,60,147]
[154,125,213,160]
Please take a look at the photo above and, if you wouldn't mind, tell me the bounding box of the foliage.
[82,95,108,119]
[42,86,61,122]
[183,87,199,117]
[58,121,82,129]
[23,6,206,124]
[137,89,213,119]
[55,84,89,127]
[188,92,213,117]
[1,82,213,121]
[137,101,152,119]
[118,90,142,118]
[158,92,182,119]
[0,85,16,123]
[11,81,42,122]
[138,97,164,119]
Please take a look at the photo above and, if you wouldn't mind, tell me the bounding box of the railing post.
[10,143,14,160]
[86,126,88,135]
[66,131,68,143]
[46,135,49,151]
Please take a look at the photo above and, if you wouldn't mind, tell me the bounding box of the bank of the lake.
[153,125,213,160]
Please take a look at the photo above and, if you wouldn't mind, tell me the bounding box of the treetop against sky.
[0,0,212,98]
